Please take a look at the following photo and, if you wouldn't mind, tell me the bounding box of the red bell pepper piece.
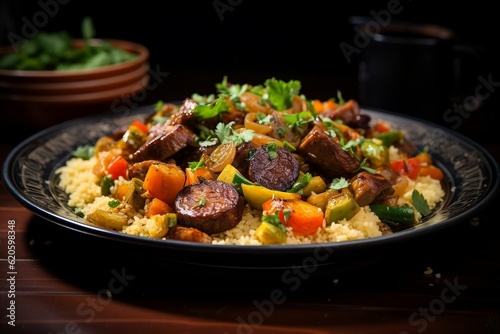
[390,157,420,179]
[107,155,129,180]
[130,120,149,134]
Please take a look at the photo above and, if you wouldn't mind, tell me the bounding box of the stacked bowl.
[0,39,150,129]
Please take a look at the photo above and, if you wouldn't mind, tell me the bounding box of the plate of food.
[2,77,499,269]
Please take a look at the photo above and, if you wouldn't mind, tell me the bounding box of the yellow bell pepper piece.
[300,175,327,197]
[255,222,287,244]
[241,183,301,210]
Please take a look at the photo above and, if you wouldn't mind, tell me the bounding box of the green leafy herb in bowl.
[0,17,138,71]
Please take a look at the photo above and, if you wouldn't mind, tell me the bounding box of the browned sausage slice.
[174,180,244,235]
[248,144,299,191]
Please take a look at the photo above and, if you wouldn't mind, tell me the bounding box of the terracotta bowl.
[0,39,150,129]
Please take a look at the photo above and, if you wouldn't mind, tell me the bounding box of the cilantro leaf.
[336,90,345,106]
[265,142,279,159]
[188,159,206,172]
[342,137,363,153]
[154,100,164,111]
[257,112,272,125]
[412,190,432,216]
[72,145,94,160]
[329,177,349,190]
[282,111,315,129]
[355,158,377,174]
[191,93,216,104]
[108,199,120,208]
[287,173,313,193]
[217,77,247,100]
[214,121,254,146]
[193,98,229,119]
[262,211,287,233]
[264,78,301,111]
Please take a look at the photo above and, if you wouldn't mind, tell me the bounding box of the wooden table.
[1,97,499,334]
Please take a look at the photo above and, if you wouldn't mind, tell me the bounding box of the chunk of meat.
[167,225,213,243]
[131,124,196,163]
[267,111,307,148]
[145,99,197,143]
[298,125,360,179]
[128,160,156,180]
[174,180,244,235]
[232,141,255,176]
[320,99,360,124]
[320,99,370,130]
[144,103,177,125]
[349,171,395,207]
[169,145,217,170]
[248,144,299,191]
[165,98,198,126]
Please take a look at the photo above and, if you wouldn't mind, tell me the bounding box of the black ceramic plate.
[3,105,499,269]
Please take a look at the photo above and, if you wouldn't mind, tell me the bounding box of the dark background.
[1,0,498,144]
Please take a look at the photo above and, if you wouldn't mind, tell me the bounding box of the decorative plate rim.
[2,105,499,267]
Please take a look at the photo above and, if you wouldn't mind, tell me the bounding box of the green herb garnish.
[188,159,206,172]
[262,211,287,233]
[193,97,229,120]
[264,78,301,111]
[265,142,279,160]
[108,199,121,208]
[287,173,313,193]
[412,190,431,216]
[214,121,254,146]
[329,177,349,190]
[72,145,94,160]
[0,17,137,71]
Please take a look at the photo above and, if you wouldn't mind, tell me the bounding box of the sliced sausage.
[248,144,299,191]
[174,180,244,235]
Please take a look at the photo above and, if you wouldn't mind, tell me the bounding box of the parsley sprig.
[329,177,349,190]
[193,97,229,120]
[72,145,94,160]
[412,190,431,216]
[261,211,287,233]
[216,121,254,146]
[198,121,254,147]
[287,173,313,193]
[188,159,206,172]
[264,78,301,111]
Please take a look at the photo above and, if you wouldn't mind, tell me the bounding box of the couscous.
[56,77,446,245]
